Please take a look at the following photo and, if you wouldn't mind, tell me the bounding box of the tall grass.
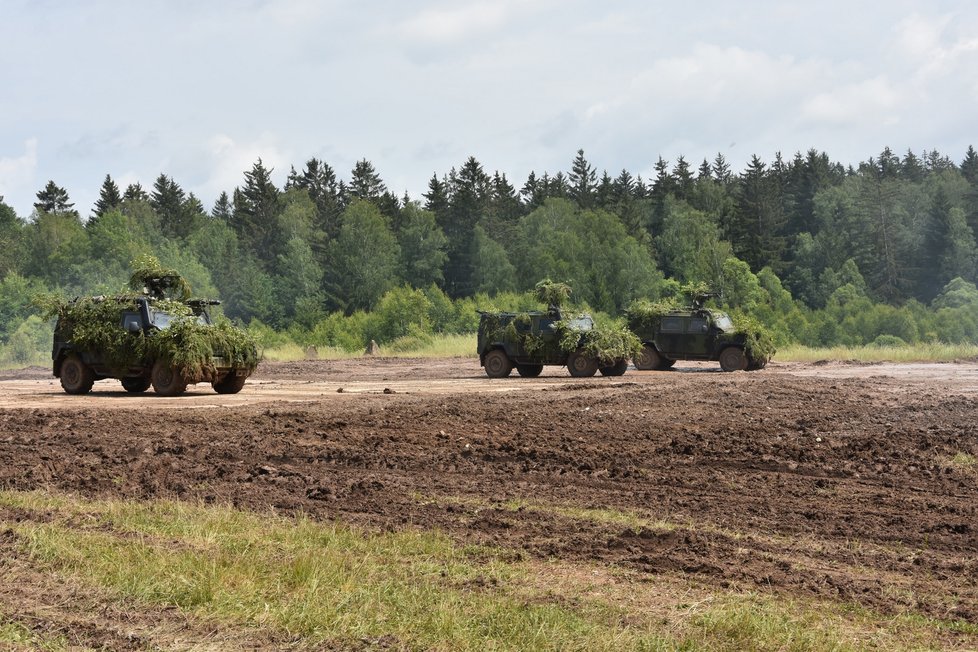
[777,342,978,363]
[262,332,477,362]
[2,490,973,651]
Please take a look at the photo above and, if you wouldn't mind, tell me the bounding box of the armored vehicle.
[53,295,258,396]
[477,310,630,378]
[627,301,771,372]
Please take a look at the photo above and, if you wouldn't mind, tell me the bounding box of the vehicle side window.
[121,312,142,331]
[660,317,683,333]
[515,318,532,332]
[688,318,708,333]
[538,319,555,331]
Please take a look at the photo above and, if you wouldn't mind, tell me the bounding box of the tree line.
[1,145,978,360]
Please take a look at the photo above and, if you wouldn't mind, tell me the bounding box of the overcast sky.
[1,0,977,219]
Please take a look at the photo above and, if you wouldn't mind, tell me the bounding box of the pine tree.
[33,181,75,214]
[568,149,597,208]
[712,153,732,184]
[901,149,926,183]
[651,157,675,199]
[232,159,282,260]
[520,171,546,209]
[697,159,712,180]
[92,174,121,219]
[960,145,978,185]
[349,159,387,201]
[123,183,149,202]
[212,191,233,221]
[150,174,194,240]
[288,158,343,239]
[424,174,450,215]
[440,156,491,296]
[729,155,787,272]
[673,155,694,199]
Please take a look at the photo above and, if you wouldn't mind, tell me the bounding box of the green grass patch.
[263,333,477,362]
[0,617,68,651]
[777,342,978,363]
[1,490,975,651]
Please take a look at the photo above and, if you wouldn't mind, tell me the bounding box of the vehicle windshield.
[566,316,594,331]
[149,308,209,329]
[713,314,734,331]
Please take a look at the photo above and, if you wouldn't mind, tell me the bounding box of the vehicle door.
[655,316,685,356]
[682,315,710,357]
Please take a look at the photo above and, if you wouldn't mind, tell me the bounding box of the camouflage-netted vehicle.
[49,257,259,396]
[626,296,774,372]
[478,280,640,378]
[477,309,632,378]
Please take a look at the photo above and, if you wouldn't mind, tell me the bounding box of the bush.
[872,334,907,348]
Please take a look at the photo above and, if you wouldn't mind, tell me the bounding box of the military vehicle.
[477,309,630,378]
[626,296,772,372]
[53,294,258,396]
[50,257,259,396]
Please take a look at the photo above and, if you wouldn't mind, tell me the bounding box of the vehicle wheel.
[661,358,676,369]
[567,349,598,377]
[151,359,188,396]
[516,364,543,378]
[484,350,513,378]
[213,374,247,394]
[120,376,151,393]
[60,355,94,395]
[599,359,628,376]
[747,357,768,371]
[633,345,662,370]
[719,347,748,372]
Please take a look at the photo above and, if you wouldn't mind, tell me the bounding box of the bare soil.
[1,357,977,647]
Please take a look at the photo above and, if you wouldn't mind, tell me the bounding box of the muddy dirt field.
[1,357,977,643]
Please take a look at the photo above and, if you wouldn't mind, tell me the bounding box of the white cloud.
[896,12,978,76]
[196,133,292,200]
[0,138,38,205]
[800,77,901,128]
[397,2,516,43]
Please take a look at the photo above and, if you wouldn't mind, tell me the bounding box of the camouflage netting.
[624,298,681,333]
[129,254,192,301]
[44,293,259,380]
[579,324,642,365]
[534,279,572,310]
[38,258,259,381]
[485,280,641,365]
[732,314,777,365]
[625,297,776,364]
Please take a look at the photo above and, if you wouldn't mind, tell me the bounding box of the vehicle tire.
[633,344,662,371]
[484,349,513,378]
[599,358,628,376]
[747,357,768,371]
[60,355,95,395]
[213,373,247,394]
[567,349,598,377]
[662,358,676,369]
[151,359,188,396]
[719,347,748,372]
[121,376,151,393]
[516,364,543,378]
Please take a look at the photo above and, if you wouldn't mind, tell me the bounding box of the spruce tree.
[33,181,75,214]
[212,191,233,221]
[93,174,121,219]
[568,149,597,208]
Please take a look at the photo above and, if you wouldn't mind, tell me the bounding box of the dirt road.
[1,357,977,635]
